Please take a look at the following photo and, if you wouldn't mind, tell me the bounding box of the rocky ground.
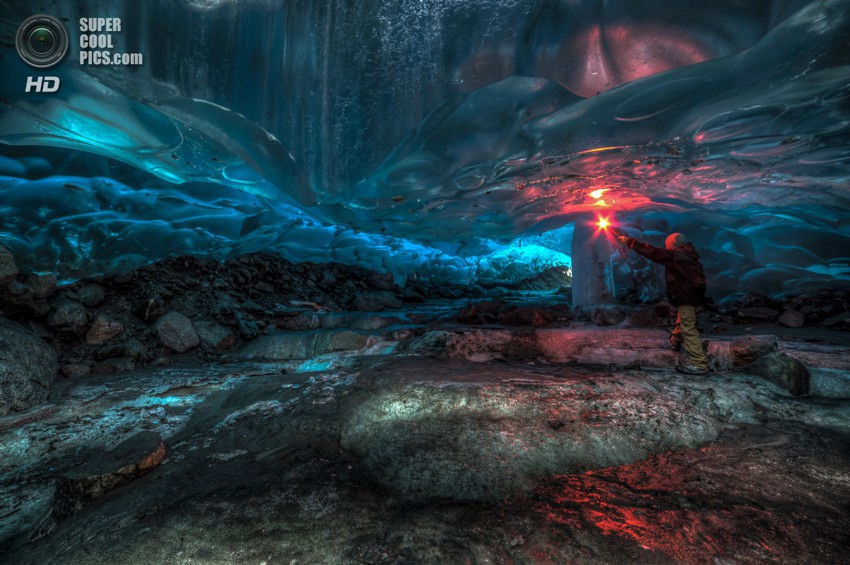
[0,247,849,563]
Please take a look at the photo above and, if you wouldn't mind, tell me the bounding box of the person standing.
[615,230,710,375]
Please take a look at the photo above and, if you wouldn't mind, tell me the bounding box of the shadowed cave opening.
[1,0,850,563]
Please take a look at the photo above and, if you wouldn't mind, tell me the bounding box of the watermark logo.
[79,18,143,66]
[25,76,61,93]
[15,14,69,69]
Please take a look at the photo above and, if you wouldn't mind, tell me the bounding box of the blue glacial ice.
[0,0,849,296]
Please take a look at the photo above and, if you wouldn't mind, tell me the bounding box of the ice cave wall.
[0,0,849,299]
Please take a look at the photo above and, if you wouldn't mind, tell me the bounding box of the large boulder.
[0,318,58,416]
[153,311,200,352]
[341,360,720,501]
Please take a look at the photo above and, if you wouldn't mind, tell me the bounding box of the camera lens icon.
[16,14,69,68]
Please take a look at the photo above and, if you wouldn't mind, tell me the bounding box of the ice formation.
[1,0,849,297]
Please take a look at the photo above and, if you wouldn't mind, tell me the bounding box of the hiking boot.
[669,335,682,351]
[676,363,709,375]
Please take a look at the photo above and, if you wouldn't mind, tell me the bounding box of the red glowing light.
[597,216,611,230]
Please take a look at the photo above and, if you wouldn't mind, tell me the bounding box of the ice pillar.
[571,220,615,306]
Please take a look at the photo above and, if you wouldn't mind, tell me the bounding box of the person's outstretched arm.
[617,235,676,265]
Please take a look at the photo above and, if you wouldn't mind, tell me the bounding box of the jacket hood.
[677,242,700,259]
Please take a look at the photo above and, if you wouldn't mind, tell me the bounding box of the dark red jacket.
[624,238,707,307]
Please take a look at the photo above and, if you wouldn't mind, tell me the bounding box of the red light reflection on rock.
[530,449,796,564]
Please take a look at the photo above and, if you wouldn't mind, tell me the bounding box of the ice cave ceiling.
[1,0,849,297]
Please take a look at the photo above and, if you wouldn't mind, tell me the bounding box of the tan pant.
[672,305,709,370]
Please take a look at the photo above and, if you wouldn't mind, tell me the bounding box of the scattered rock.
[349,315,408,331]
[193,320,237,349]
[741,293,781,309]
[92,357,137,374]
[623,307,660,327]
[653,301,677,319]
[457,304,482,325]
[283,312,321,331]
[398,288,426,303]
[61,364,91,378]
[352,291,403,312]
[77,284,105,307]
[153,311,200,353]
[0,245,19,286]
[94,343,124,360]
[241,300,266,315]
[746,352,810,396]
[0,318,58,416]
[320,270,337,286]
[255,281,275,294]
[499,306,555,327]
[6,279,30,297]
[821,312,850,331]
[124,338,151,361]
[26,274,57,299]
[235,313,262,339]
[736,307,780,323]
[46,300,89,332]
[85,315,124,345]
[778,309,806,328]
[586,304,627,326]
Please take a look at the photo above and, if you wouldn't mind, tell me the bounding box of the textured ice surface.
[1,0,849,295]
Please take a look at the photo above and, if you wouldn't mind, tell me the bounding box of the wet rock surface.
[0,318,57,416]
[0,253,848,562]
[0,345,847,564]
